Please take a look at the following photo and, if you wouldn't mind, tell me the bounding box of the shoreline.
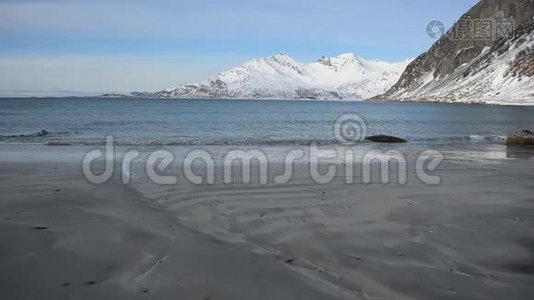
[1,97,534,107]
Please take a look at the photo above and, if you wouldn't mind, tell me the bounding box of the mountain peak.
[317,53,362,69]
[271,53,292,60]
[153,53,411,100]
[248,54,298,68]
[269,54,297,65]
[335,53,357,59]
[375,0,534,105]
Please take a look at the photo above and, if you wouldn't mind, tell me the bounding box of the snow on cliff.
[375,0,534,105]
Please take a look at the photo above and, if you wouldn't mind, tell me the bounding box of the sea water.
[1,98,533,149]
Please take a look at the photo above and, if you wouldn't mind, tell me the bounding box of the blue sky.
[0,0,478,96]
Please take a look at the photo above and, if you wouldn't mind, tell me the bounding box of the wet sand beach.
[1,145,533,299]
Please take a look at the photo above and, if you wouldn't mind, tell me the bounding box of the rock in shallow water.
[365,135,407,143]
[506,130,534,145]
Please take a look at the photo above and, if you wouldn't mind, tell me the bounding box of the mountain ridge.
[373,0,534,105]
[113,53,412,100]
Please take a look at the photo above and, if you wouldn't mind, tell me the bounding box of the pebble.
[284,258,295,264]
[32,226,48,230]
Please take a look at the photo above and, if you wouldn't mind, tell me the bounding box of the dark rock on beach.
[284,258,295,264]
[365,135,407,143]
[506,130,534,145]
[32,226,49,230]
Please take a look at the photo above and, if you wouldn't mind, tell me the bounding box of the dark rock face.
[507,130,534,145]
[154,80,230,98]
[374,0,534,103]
[505,24,534,77]
[365,135,407,143]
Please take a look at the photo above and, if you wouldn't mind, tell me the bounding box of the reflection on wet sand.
[506,146,534,160]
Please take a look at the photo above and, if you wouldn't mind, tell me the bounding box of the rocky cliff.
[375,0,534,105]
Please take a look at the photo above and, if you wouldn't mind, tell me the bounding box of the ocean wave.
[0,133,507,146]
[409,135,506,144]
[42,139,344,147]
[0,130,50,139]
[0,130,74,145]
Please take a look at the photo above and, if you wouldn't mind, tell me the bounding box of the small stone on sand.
[32,226,48,230]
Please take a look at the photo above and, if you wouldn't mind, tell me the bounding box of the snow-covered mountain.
[153,53,411,100]
[374,0,534,105]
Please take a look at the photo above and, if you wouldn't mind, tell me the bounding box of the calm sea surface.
[1,98,533,148]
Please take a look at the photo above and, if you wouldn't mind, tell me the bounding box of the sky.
[0,0,478,96]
